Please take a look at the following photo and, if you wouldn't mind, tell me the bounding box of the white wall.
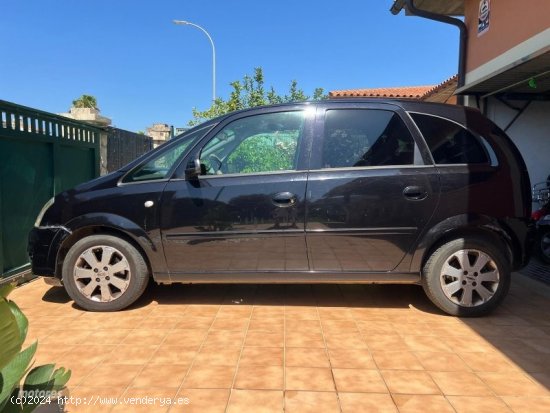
[485,98,550,187]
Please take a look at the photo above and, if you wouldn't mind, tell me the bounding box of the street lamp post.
[173,20,216,103]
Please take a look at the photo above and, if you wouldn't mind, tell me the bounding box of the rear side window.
[322,109,415,168]
[411,113,489,165]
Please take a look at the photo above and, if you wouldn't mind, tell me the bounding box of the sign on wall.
[478,0,490,36]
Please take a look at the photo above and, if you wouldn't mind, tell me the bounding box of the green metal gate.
[0,99,100,282]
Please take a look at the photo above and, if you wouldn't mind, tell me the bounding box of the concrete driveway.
[10,274,550,413]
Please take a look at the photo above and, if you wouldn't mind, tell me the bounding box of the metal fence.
[106,127,152,173]
[0,99,100,282]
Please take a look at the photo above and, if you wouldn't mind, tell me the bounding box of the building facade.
[392,0,550,186]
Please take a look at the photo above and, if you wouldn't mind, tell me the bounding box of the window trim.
[194,109,312,178]
[315,107,421,170]
[407,111,497,167]
[119,123,215,186]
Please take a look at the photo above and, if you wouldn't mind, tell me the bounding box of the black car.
[28,100,532,316]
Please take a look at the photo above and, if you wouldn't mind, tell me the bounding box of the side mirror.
[185,159,204,179]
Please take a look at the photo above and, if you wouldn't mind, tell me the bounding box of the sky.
[0,0,459,132]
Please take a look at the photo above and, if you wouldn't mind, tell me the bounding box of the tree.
[72,94,98,110]
[188,68,327,126]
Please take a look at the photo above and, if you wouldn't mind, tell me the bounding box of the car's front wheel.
[422,237,510,317]
[62,235,149,311]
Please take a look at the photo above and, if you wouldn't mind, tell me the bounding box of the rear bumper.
[27,226,71,277]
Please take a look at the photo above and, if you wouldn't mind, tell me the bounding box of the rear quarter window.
[410,113,491,165]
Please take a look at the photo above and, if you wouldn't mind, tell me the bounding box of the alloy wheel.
[439,249,500,307]
[73,245,131,302]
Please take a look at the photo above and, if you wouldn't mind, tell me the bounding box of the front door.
[160,109,312,276]
[306,105,440,272]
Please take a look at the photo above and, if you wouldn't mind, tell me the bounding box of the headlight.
[34,198,55,227]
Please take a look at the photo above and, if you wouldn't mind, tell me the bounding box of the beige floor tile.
[328,348,376,369]
[443,336,494,353]
[173,388,230,412]
[430,371,493,396]
[339,392,397,413]
[211,317,249,331]
[285,319,322,333]
[245,331,284,347]
[138,316,181,329]
[239,347,283,366]
[285,367,335,391]
[86,329,133,344]
[392,394,455,413]
[285,348,330,367]
[356,320,396,334]
[372,351,423,370]
[234,365,284,390]
[84,363,143,387]
[122,328,171,345]
[174,317,214,329]
[248,319,284,332]
[183,365,236,389]
[381,370,441,395]
[364,334,409,351]
[477,372,550,397]
[459,352,518,372]
[162,329,207,347]
[447,396,513,413]
[321,319,359,333]
[333,368,387,393]
[403,336,451,352]
[40,329,93,345]
[131,364,189,387]
[501,396,550,413]
[415,351,471,372]
[106,345,158,364]
[324,332,368,349]
[203,330,245,348]
[285,331,325,348]
[194,346,241,366]
[284,391,340,413]
[148,345,198,365]
[226,389,283,413]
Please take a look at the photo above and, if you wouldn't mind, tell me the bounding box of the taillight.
[532,209,546,221]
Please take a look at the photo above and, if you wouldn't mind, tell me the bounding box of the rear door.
[305,103,440,272]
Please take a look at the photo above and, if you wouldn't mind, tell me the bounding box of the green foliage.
[72,94,98,110]
[0,285,71,413]
[189,67,327,126]
[226,132,298,174]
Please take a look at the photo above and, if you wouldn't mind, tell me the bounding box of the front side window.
[411,113,490,165]
[322,109,415,168]
[125,125,210,182]
[200,111,306,175]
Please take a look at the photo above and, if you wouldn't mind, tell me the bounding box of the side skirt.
[153,271,421,285]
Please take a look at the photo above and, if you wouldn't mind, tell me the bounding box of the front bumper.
[28,226,71,277]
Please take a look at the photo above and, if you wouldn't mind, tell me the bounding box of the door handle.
[403,186,428,201]
[272,192,297,208]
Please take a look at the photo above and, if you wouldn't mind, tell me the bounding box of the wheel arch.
[412,214,516,275]
[55,213,163,279]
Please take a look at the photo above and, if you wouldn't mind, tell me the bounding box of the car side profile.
[28,100,532,316]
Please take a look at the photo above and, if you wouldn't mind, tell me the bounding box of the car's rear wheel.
[62,235,149,311]
[422,237,510,316]
[538,229,550,264]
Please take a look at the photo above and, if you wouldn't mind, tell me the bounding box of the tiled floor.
[10,274,550,413]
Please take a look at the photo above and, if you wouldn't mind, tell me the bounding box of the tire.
[62,235,149,311]
[537,229,550,265]
[422,237,510,317]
